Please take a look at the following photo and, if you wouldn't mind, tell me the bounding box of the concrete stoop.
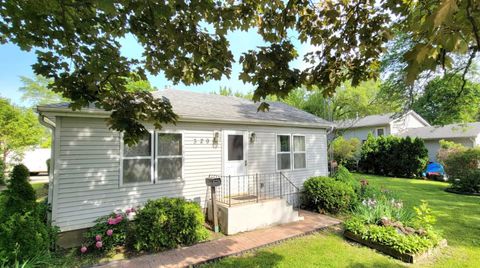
[208,198,303,235]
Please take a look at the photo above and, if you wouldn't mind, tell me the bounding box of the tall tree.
[0,98,43,165]
[19,75,68,106]
[1,1,479,143]
[412,75,480,125]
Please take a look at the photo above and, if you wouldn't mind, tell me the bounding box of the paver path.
[96,210,341,268]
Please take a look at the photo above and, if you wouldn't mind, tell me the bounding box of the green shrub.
[436,139,466,166]
[0,209,57,264]
[0,159,5,185]
[83,211,131,253]
[444,148,480,193]
[130,198,209,252]
[345,201,442,254]
[329,137,361,170]
[303,176,357,214]
[344,217,441,254]
[2,164,36,216]
[358,134,428,178]
[333,166,360,193]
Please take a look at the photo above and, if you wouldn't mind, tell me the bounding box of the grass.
[31,182,48,201]
[202,174,480,268]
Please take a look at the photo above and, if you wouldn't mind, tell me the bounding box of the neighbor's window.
[122,133,153,184]
[277,135,291,170]
[376,128,385,137]
[293,135,306,169]
[157,133,183,180]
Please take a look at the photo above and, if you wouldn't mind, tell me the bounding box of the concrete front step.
[208,197,303,235]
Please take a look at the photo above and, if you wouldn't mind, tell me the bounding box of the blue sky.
[0,29,311,106]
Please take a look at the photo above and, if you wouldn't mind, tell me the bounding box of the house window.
[156,133,183,180]
[293,135,306,169]
[277,134,307,170]
[376,128,385,137]
[277,135,291,170]
[121,132,183,184]
[122,133,153,184]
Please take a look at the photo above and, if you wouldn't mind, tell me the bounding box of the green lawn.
[31,182,48,201]
[202,174,480,268]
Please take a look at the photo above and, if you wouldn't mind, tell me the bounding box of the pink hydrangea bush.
[81,208,137,253]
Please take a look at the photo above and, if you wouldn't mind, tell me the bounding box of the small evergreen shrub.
[358,134,428,178]
[444,148,480,193]
[303,176,357,214]
[3,164,36,216]
[130,198,209,252]
[0,208,57,264]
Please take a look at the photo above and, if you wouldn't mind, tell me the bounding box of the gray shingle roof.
[38,89,331,127]
[397,122,480,140]
[335,113,396,128]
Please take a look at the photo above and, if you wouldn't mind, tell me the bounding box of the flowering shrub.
[303,176,357,214]
[82,208,137,253]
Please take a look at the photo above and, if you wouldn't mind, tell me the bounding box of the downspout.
[327,124,335,176]
[38,115,56,222]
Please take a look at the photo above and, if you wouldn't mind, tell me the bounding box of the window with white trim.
[293,135,306,169]
[156,133,183,180]
[121,132,183,184]
[122,133,153,184]
[376,128,385,137]
[277,135,291,170]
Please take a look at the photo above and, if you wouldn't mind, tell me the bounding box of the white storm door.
[223,131,247,176]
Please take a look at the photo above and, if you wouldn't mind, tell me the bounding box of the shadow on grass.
[204,252,284,268]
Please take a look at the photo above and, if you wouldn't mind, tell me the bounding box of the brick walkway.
[96,210,341,268]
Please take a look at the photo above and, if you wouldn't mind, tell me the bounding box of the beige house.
[37,89,332,243]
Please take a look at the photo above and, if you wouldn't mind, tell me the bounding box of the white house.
[336,110,430,142]
[397,122,480,161]
[336,111,480,161]
[37,89,332,244]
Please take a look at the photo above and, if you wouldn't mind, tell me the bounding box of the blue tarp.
[423,162,445,177]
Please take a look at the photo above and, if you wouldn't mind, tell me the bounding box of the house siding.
[424,138,476,161]
[341,125,391,141]
[390,113,427,135]
[52,117,328,231]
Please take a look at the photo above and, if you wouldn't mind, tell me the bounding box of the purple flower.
[95,234,102,241]
[106,229,113,236]
[80,246,87,253]
[126,208,131,215]
[96,241,103,249]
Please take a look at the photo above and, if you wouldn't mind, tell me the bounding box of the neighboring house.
[397,122,480,161]
[335,110,430,142]
[336,111,480,162]
[37,89,332,244]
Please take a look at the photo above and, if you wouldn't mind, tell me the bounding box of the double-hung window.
[121,131,183,185]
[121,133,153,184]
[293,135,306,169]
[277,135,291,170]
[156,133,183,181]
[276,134,307,170]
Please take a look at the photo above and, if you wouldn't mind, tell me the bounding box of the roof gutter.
[36,107,333,129]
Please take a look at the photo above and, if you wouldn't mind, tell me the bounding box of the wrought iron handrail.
[208,172,300,208]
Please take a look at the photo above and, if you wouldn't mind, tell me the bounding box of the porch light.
[250,132,256,143]
[213,131,220,144]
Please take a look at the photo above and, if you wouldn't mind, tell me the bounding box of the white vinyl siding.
[52,117,328,231]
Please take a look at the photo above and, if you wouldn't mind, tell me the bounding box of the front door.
[223,131,247,176]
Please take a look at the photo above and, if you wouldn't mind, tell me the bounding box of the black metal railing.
[208,172,300,208]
